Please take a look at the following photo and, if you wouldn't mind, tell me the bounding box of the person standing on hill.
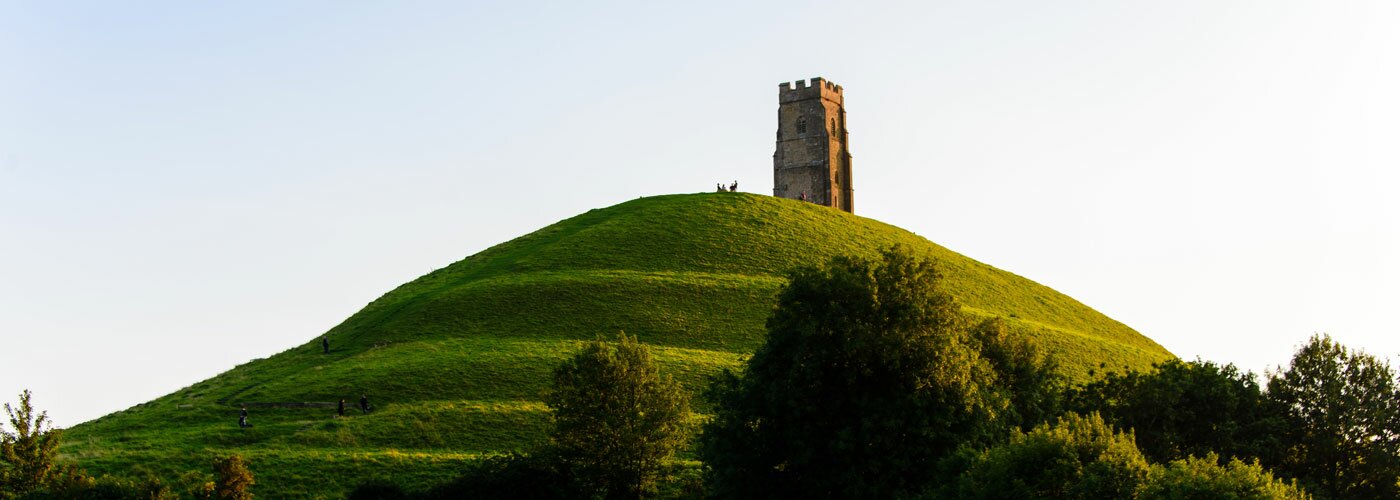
[337,399,346,417]
[322,337,329,354]
[238,405,250,428]
[359,394,370,414]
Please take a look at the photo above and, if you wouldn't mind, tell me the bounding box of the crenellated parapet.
[778,77,844,105]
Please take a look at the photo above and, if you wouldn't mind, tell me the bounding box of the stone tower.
[773,77,853,213]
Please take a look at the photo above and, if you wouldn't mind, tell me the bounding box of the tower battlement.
[778,77,844,105]
[773,76,853,213]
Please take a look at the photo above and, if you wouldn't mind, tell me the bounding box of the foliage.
[970,318,1065,430]
[212,456,253,500]
[15,466,220,500]
[701,247,1009,498]
[1139,453,1309,500]
[547,333,691,498]
[27,474,183,500]
[652,462,706,499]
[1068,359,1283,464]
[419,452,577,500]
[0,390,65,498]
[1266,334,1400,499]
[940,412,1150,499]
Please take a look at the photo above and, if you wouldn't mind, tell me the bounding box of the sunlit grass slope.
[62,193,1173,497]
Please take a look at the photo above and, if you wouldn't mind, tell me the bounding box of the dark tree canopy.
[416,452,578,500]
[547,333,691,499]
[700,247,1018,498]
[969,318,1065,431]
[1267,334,1400,499]
[1068,358,1284,464]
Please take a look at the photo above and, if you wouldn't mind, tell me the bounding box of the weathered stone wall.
[773,77,853,213]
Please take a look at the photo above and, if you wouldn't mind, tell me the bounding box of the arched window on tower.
[830,119,837,136]
[797,116,807,135]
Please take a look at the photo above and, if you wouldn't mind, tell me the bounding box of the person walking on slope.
[337,399,346,417]
[359,394,370,414]
[238,405,250,428]
[322,337,329,354]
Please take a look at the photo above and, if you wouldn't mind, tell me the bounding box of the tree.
[1068,359,1284,464]
[700,247,1008,498]
[0,390,64,497]
[546,333,691,499]
[942,412,1151,499]
[970,318,1065,431]
[1139,453,1308,500]
[1266,334,1400,499]
[212,455,254,500]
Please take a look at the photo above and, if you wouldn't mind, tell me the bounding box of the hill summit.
[64,193,1173,496]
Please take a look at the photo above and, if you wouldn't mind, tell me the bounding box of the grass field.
[60,193,1174,497]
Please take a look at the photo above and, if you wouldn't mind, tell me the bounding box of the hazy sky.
[3,1,1397,428]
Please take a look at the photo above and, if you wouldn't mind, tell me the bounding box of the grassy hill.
[61,193,1173,497]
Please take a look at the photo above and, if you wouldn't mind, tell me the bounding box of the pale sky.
[2,1,1397,428]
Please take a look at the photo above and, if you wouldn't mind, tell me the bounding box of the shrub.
[29,474,180,500]
[1139,453,1308,500]
[943,412,1151,499]
[421,452,577,500]
[211,455,253,500]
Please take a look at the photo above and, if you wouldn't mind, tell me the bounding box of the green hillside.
[61,193,1173,497]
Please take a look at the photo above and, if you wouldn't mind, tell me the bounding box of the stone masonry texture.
[773,77,853,213]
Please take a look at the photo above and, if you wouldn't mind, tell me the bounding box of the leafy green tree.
[1266,334,1400,499]
[700,247,1008,498]
[942,412,1151,499]
[1138,453,1308,500]
[547,333,691,499]
[1068,359,1283,464]
[212,455,254,500]
[970,318,1065,430]
[0,390,64,498]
